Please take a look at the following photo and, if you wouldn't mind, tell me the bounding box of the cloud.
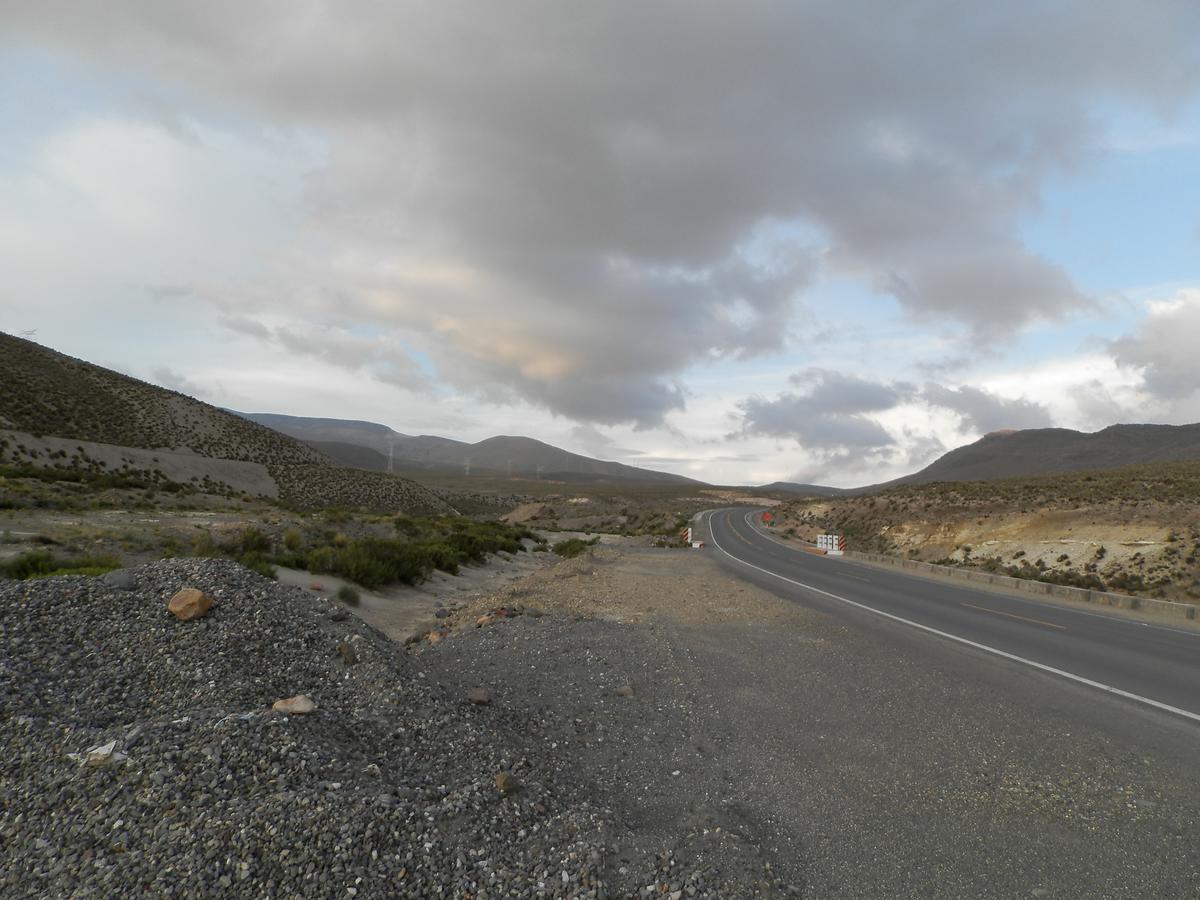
[737,369,1056,464]
[7,2,1200,424]
[219,316,427,391]
[922,383,1054,433]
[737,369,913,449]
[1111,289,1200,403]
[151,365,204,398]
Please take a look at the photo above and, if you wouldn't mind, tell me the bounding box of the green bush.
[1,550,122,580]
[552,537,600,559]
[336,584,360,605]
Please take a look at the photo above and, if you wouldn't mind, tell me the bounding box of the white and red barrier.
[816,534,846,556]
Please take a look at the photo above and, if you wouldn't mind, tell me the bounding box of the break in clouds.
[5,1,1200,432]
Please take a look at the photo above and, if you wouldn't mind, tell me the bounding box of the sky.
[2,2,1200,487]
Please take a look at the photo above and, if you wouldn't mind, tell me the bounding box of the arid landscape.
[7,5,1200,896]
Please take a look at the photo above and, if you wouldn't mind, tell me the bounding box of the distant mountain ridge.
[762,423,1200,497]
[891,424,1200,486]
[756,481,850,497]
[239,412,702,485]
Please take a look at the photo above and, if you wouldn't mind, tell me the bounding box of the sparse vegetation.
[553,537,601,558]
[773,459,1200,604]
[1,550,122,580]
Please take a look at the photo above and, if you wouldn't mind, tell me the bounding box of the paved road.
[703,507,1200,722]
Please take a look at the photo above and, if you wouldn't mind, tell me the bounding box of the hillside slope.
[0,333,450,514]
[239,412,702,485]
[893,424,1200,486]
[773,459,1200,603]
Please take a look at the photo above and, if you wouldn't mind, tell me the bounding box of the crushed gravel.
[0,558,624,898]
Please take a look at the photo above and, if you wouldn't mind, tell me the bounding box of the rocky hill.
[240,412,702,485]
[891,424,1200,486]
[773,458,1200,603]
[0,333,451,514]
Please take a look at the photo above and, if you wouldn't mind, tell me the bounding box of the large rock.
[272,694,316,715]
[167,588,214,622]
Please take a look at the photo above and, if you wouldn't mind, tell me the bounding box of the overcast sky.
[3,2,1200,486]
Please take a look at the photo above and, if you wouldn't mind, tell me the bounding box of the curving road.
[702,507,1200,723]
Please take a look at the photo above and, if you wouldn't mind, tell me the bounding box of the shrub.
[552,537,600,559]
[1,550,122,579]
[283,528,304,552]
[336,584,360,605]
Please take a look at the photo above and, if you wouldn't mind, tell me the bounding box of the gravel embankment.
[0,559,618,898]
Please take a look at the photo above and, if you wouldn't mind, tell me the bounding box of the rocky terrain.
[0,558,624,897]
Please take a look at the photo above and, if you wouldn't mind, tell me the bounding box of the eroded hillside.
[774,461,1200,601]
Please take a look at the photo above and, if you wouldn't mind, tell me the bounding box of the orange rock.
[427,630,444,644]
[475,615,494,628]
[167,588,214,622]
[272,694,315,715]
[494,771,519,794]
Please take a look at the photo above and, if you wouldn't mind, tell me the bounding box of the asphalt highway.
[703,507,1200,723]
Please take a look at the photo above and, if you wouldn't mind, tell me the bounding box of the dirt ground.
[447,544,810,627]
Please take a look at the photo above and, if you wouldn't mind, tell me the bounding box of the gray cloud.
[922,383,1054,433]
[219,316,426,390]
[738,369,913,450]
[1112,292,1200,402]
[151,365,203,398]
[7,2,1200,422]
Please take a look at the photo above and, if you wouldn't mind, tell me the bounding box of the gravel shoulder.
[421,544,1200,897]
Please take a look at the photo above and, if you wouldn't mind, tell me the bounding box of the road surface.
[703,507,1200,722]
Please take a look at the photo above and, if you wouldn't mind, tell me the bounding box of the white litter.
[68,740,128,767]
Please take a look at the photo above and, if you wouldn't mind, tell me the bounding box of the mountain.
[0,332,451,514]
[757,481,850,497]
[238,412,703,485]
[891,424,1200,486]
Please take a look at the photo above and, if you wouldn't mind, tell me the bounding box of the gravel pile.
[0,558,618,897]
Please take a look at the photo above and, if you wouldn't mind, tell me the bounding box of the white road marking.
[705,509,1200,726]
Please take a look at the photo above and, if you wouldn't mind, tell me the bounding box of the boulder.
[167,588,214,622]
[494,772,519,794]
[614,685,635,698]
[336,642,358,665]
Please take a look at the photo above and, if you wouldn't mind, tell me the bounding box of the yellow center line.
[960,602,1067,630]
